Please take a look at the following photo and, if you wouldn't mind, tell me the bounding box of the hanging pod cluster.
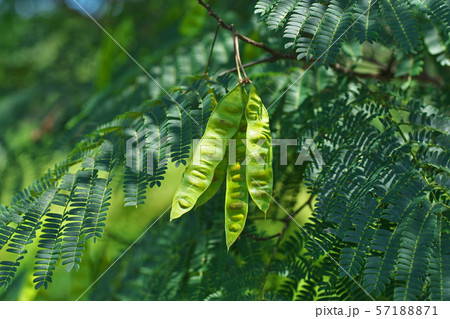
[170,83,273,249]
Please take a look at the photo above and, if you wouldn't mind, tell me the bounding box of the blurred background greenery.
[0,0,264,300]
[2,0,448,301]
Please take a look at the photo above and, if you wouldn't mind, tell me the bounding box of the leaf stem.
[232,25,249,83]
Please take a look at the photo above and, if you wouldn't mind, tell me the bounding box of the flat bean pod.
[170,84,247,220]
[225,120,248,249]
[194,150,228,209]
[245,85,273,214]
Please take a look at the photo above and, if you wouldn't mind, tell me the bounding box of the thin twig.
[198,0,296,60]
[258,220,290,300]
[203,23,221,77]
[217,56,279,77]
[199,0,443,86]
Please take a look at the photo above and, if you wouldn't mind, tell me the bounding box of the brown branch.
[332,63,443,86]
[411,72,443,86]
[198,0,296,60]
[217,56,280,77]
[199,0,443,86]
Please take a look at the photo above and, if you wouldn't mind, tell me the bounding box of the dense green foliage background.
[0,0,262,300]
[0,0,449,301]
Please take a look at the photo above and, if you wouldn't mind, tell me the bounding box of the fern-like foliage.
[33,173,75,289]
[88,200,269,301]
[295,85,450,300]
[379,0,421,53]
[0,78,221,290]
[267,0,299,31]
[62,76,449,301]
[255,0,450,66]
[0,2,449,300]
[411,0,450,34]
[353,0,381,43]
[0,189,56,288]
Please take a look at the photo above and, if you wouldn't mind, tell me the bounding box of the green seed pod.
[170,83,247,220]
[194,151,228,209]
[245,85,273,214]
[225,119,248,249]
